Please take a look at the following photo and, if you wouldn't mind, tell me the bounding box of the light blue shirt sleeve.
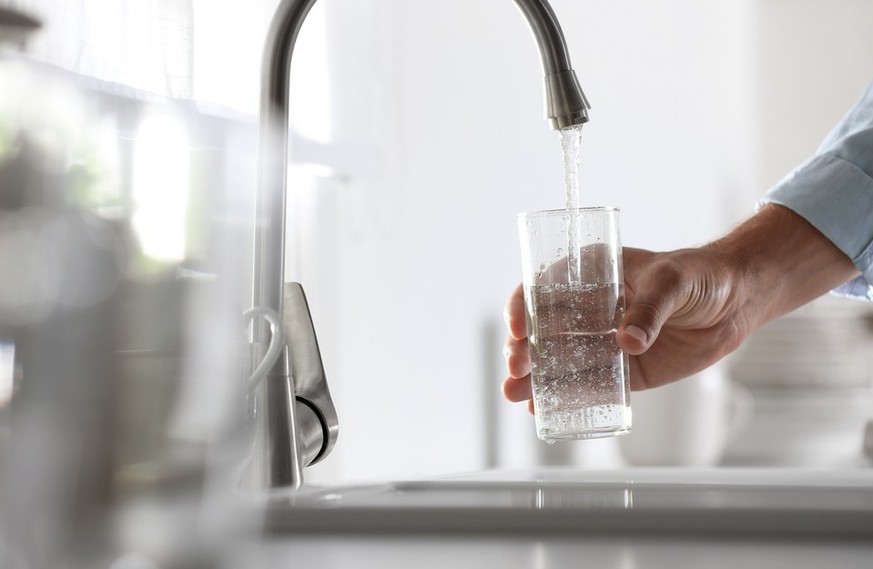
[759,80,873,301]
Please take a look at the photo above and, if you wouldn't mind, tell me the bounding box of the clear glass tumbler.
[517,207,632,441]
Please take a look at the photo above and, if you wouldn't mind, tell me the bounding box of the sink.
[261,468,873,537]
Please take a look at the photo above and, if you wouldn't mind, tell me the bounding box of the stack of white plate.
[729,293,873,389]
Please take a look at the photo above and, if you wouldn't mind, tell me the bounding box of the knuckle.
[632,302,666,328]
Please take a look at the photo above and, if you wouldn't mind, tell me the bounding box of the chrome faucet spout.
[512,0,591,129]
[248,0,589,489]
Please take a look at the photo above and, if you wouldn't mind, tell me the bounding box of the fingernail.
[624,325,648,345]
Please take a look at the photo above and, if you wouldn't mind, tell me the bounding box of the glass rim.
[517,206,619,219]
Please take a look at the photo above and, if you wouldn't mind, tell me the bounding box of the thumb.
[617,267,686,355]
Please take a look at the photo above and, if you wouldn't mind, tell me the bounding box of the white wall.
[289,0,873,483]
[751,0,873,193]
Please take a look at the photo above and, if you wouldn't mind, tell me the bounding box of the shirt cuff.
[759,152,873,301]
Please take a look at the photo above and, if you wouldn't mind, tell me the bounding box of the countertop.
[237,533,873,569]
[229,467,873,568]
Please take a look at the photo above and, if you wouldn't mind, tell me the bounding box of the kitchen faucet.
[245,0,590,490]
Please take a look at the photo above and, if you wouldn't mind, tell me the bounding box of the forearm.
[710,203,860,331]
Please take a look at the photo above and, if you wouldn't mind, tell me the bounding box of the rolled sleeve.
[759,83,873,301]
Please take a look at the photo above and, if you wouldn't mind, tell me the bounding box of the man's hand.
[502,204,860,410]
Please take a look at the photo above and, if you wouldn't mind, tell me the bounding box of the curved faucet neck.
[253,0,589,316]
[512,0,590,129]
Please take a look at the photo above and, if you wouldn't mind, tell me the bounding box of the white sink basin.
[262,468,873,537]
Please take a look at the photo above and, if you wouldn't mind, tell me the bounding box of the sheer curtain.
[7,0,276,114]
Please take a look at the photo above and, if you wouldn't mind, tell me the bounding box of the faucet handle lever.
[283,282,339,465]
[239,283,338,490]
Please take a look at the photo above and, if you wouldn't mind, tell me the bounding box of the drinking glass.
[517,207,631,441]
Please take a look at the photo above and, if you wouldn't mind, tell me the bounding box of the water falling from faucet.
[560,124,584,211]
[560,124,585,282]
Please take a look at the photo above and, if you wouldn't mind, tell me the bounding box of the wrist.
[708,203,859,331]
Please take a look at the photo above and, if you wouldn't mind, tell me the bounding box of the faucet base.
[240,283,338,490]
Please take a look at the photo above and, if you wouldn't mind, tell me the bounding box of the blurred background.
[2,0,873,490]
